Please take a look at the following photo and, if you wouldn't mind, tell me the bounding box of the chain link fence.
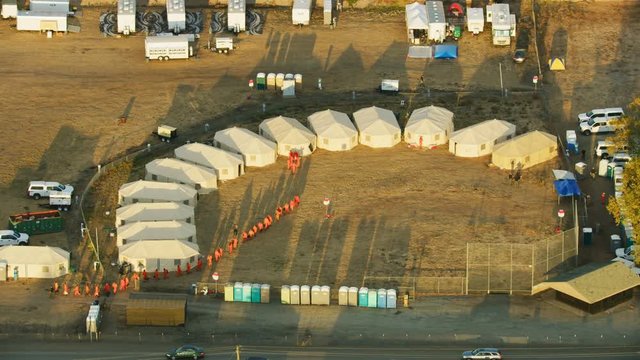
[362,276,466,298]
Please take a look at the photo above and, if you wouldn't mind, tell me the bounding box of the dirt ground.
[0,1,638,332]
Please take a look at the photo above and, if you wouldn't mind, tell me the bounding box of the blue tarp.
[434,45,458,59]
[554,180,581,197]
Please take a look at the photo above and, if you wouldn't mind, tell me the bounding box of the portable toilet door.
[260,284,270,303]
[267,73,276,89]
[311,285,321,305]
[290,285,300,305]
[320,285,331,305]
[338,286,348,306]
[348,287,358,306]
[276,73,285,89]
[233,282,243,301]
[300,285,311,305]
[386,289,397,309]
[281,285,291,304]
[224,283,234,302]
[367,289,377,308]
[358,287,368,307]
[251,283,261,303]
[377,289,387,308]
[242,283,252,302]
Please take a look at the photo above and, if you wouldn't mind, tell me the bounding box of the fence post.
[487,244,491,294]
[465,243,469,295]
[546,238,549,279]
[531,245,535,292]
[509,244,513,295]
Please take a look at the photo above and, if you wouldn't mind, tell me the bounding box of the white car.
[616,245,635,261]
[27,181,74,200]
[0,230,29,246]
[461,348,502,360]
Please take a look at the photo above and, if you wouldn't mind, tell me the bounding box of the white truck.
[145,34,195,61]
[486,3,514,46]
[425,1,447,44]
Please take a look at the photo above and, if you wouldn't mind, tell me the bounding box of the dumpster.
[377,289,387,308]
[583,227,593,245]
[320,285,330,305]
[251,283,261,303]
[233,282,243,301]
[242,283,252,302]
[267,73,276,89]
[281,285,291,304]
[386,289,397,309]
[367,289,377,308]
[610,234,622,253]
[256,73,266,90]
[260,284,270,303]
[290,285,300,305]
[338,286,348,306]
[300,285,311,305]
[224,283,234,302]
[311,285,321,305]
[358,287,368,307]
[348,287,358,306]
[8,210,64,235]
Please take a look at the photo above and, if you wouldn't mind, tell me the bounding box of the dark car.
[513,49,527,63]
[165,345,205,360]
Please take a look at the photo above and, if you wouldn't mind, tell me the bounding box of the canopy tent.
[448,119,516,157]
[259,116,317,156]
[213,127,277,167]
[0,246,69,279]
[554,179,581,197]
[118,180,198,206]
[174,143,244,181]
[307,109,358,151]
[116,202,194,227]
[434,45,458,59]
[406,2,428,30]
[145,158,217,194]
[549,57,566,71]
[118,239,200,272]
[552,169,576,181]
[404,105,454,147]
[352,106,401,148]
[491,131,558,170]
[116,220,196,247]
[407,46,433,59]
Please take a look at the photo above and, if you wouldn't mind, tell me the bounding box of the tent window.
[188,236,193,242]
[435,134,440,141]
[195,184,201,190]
[365,135,371,142]
[42,266,50,273]
[132,199,138,204]
[183,200,189,205]
[222,169,228,175]
[151,174,158,181]
[507,135,513,140]
[250,155,256,162]
[174,259,180,266]
[323,138,329,145]
[549,146,555,153]
[190,256,195,263]
[480,144,486,151]
[525,156,530,163]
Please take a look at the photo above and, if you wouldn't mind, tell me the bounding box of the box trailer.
[166,0,186,33]
[8,210,64,235]
[49,192,72,210]
[467,7,484,34]
[425,1,446,44]
[487,3,512,46]
[145,35,194,61]
[16,11,67,32]
[29,0,69,14]
[117,0,136,34]
[2,0,18,19]
[323,0,332,25]
[292,0,312,26]
[227,0,246,32]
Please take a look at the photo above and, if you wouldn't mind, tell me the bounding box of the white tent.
[406,2,428,41]
[174,143,244,181]
[404,105,454,147]
[259,116,317,156]
[492,131,558,170]
[116,220,196,247]
[118,240,200,272]
[353,106,401,148]
[116,202,194,227]
[118,180,198,206]
[213,127,277,167]
[0,246,69,279]
[308,109,358,151]
[145,158,217,194]
[448,119,516,157]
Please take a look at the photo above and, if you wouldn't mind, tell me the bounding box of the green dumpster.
[583,227,593,245]
[8,210,64,235]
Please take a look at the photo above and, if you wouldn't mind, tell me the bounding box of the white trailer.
[117,0,136,34]
[49,192,71,210]
[227,0,246,32]
[16,11,67,32]
[466,7,484,34]
[486,3,512,46]
[323,0,332,25]
[2,0,18,19]
[212,36,234,53]
[166,0,186,33]
[29,0,69,13]
[292,0,312,26]
[86,304,100,338]
[425,1,446,44]
[145,34,194,61]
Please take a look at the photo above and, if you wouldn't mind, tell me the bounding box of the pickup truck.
[0,230,29,246]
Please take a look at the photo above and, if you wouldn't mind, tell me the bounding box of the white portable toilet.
[348,286,358,306]
[300,285,311,305]
[338,286,348,306]
[598,158,609,177]
[320,285,331,305]
[281,285,291,304]
[367,289,377,308]
[282,79,296,97]
[386,289,397,309]
[224,283,234,302]
[294,74,303,89]
[276,73,285,88]
[267,73,276,89]
[311,285,321,305]
[290,285,300,305]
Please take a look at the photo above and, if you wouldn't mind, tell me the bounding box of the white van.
[577,107,624,124]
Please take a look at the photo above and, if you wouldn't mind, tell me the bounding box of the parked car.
[616,245,635,262]
[165,344,205,360]
[0,230,29,246]
[512,48,526,63]
[607,152,632,171]
[577,107,625,124]
[594,140,629,159]
[461,348,502,360]
[27,181,74,200]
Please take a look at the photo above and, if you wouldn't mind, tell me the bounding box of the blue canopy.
[554,180,581,197]
[434,45,458,59]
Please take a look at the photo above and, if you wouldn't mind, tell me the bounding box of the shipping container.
[29,0,69,14]
[16,10,67,32]
[8,210,64,235]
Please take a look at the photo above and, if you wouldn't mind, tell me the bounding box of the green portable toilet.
[233,282,243,301]
[583,227,593,245]
[367,289,377,308]
[242,283,252,302]
[251,283,261,303]
[256,73,266,90]
[358,287,368,307]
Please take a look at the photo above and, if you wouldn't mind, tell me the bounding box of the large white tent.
[174,142,244,181]
[116,220,196,247]
[145,158,217,194]
[118,240,200,272]
[259,116,317,156]
[406,1,428,42]
[213,127,277,167]
[0,246,69,279]
[404,105,454,147]
[448,119,516,157]
[307,109,359,151]
[116,202,195,227]
[118,180,198,206]
[492,131,558,170]
[353,106,401,148]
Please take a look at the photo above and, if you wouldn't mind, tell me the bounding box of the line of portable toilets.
[337,286,397,308]
[224,282,271,303]
[281,285,331,305]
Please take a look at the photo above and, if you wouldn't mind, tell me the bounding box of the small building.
[0,246,69,279]
[491,131,558,170]
[227,0,245,32]
[307,109,358,152]
[118,180,198,207]
[16,11,67,32]
[213,127,277,167]
[1,0,18,19]
[145,158,217,194]
[29,0,69,13]
[166,0,186,32]
[116,220,196,247]
[174,143,244,181]
[126,295,186,326]
[448,119,516,157]
[259,116,317,156]
[404,105,454,147]
[405,1,427,43]
[118,239,200,272]
[116,202,195,227]
[353,106,401,148]
[292,0,312,26]
[117,0,136,34]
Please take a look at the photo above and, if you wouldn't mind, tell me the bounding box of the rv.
[486,3,515,46]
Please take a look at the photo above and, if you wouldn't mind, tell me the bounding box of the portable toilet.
[290,285,300,305]
[310,285,321,305]
[358,287,368,307]
[320,285,331,305]
[260,284,270,303]
[583,227,593,245]
[233,282,243,301]
[267,73,276,89]
[338,286,349,306]
[276,73,285,88]
[242,283,252,302]
[367,289,377,308]
[610,234,622,253]
[256,73,266,90]
[300,285,311,305]
[598,158,609,177]
[386,289,397,309]
[281,285,291,304]
[224,283,234,302]
[285,73,294,81]
[294,74,303,89]
[377,289,387,308]
[348,287,358,306]
[282,80,296,97]
[251,283,261,303]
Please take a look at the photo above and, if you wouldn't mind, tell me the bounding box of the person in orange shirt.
[186,262,192,274]
[207,254,213,267]
[142,269,148,281]
[154,269,159,280]
[53,281,59,294]
[293,195,300,205]
[196,258,203,271]
[93,284,100,298]
[283,203,290,213]
[252,225,258,235]
[112,281,118,295]
[73,285,81,296]
[242,231,249,242]
[176,264,182,276]
[119,278,126,292]
[232,237,238,249]
[227,242,233,254]
[257,222,264,232]
[62,283,69,296]
[84,283,91,296]
[289,200,296,210]
[163,268,169,279]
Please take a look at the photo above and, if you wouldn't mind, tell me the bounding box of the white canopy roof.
[406,105,454,135]
[553,169,576,181]
[116,202,194,223]
[353,106,400,135]
[118,220,196,241]
[174,143,243,169]
[145,158,217,184]
[0,246,69,264]
[119,180,197,202]
[307,109,358,139]
[259,116,316,145]
[449,119,515,145]
[406,2,428,30]
[213,127,276,154]
[119,239,200,259]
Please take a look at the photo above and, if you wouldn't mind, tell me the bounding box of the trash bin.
[358,287,368,307]
[251,283,261,303]
[338,286,348,306]
[234,282,243,301]
[281,285,291,304]
[300,285,311,305]
[610,234,622,253]
[367,289,377,308]
[583,227,593,245]
[260,284,270,304]
[310,285,321,305]
[377,289,387,308]
[348,287,358,306]
[386,289,397,309]
[290,285,300,305]
[224,283,234,302]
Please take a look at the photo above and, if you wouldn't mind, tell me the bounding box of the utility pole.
[235,345,240,360]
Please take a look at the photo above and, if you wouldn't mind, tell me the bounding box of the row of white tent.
[0,246,70,279]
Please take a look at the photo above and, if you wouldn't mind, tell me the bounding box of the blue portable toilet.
[367,289,377,308]
[358,287,368,307]
[233,282,243,301]
[386,289,397,309]
[251,283,261,303]
[242,283,252,302]
[377,289,387,308]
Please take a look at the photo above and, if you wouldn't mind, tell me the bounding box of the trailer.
[486,3,513,46]
[166,0,185,33]
[145,34,194,61]
[117,0,136,34]
[227,0,245,32]
[467,7,484,34]
[8,210,64,235]
[29,0,69,14]
[155,124,178,141]
[379,79,399,94]
[292,0,312,26]
[1,0,18,19]
[425,1,446,44]
[212,36,234,54]
[49,192,72,210]
[16,11,67,32]
[323,0,332,25]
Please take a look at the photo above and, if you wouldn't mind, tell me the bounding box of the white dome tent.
[307,109,358,151]
[145,158,218,194]
[118,180,198,206]
[404,105,454,147]
[448,119,516,157]
[116,220,196,247]
[492,131,558,170]
[213,127,277,167]
[259,116,317,156]
[352,106,401,148]
[116,202,195,227]
[0,246,70,279]
[118,240,200,272]
[174,142,245,181]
